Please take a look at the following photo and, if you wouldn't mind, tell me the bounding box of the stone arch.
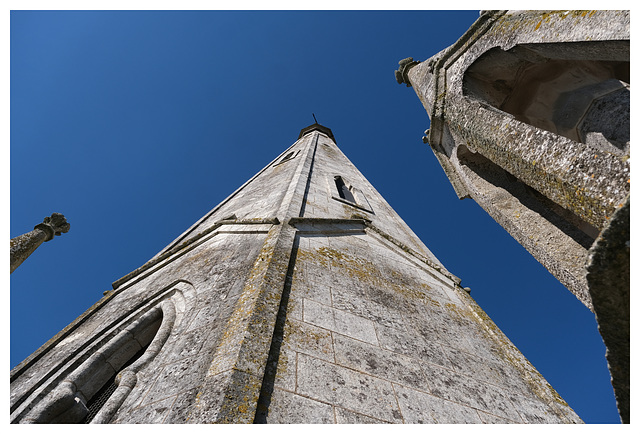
[463,40,630,156]
[16,280,196,424]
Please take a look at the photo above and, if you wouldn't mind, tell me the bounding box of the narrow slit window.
[281,152,294,162]
[334,176,356,203]
[274,150,298,166]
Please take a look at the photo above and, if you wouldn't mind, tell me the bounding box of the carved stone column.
[10,213,70,273]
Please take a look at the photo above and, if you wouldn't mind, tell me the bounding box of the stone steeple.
[10,124,581,423]
[395,10,629,422]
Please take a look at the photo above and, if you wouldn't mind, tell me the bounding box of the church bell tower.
[11,123,581,423]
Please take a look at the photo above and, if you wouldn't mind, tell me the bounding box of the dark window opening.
[281,152,294,162]
[82,381,117,423]
[334,176,356,203]
[81,342,152,423]
[76,309,162,423]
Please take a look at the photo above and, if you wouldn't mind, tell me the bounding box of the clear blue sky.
[9,10,620,423]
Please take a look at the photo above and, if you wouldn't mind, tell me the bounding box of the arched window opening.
[463,41,630,155]
[25,308,164,424]
[80,309,163,424]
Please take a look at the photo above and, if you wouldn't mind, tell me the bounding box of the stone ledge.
[112,217,280,290]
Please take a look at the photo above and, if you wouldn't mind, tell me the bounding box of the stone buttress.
[10,123,582,423]
[395,10,629,422]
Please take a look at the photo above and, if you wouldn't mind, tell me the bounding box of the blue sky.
[9,10,620,423]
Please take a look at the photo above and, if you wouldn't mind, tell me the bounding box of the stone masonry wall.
[262,224,581,423]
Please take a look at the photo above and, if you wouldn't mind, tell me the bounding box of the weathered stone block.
[296,354,402,423]
[302,299,378,345]
[333,334,428,391]
[263,388,334,423]
[394,383,483,423]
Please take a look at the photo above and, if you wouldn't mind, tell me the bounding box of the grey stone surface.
[11,124,582,424]
[333,334,428,390]
[586,196,629,422]
[10,228,49,274]
[161,387,199,423]
[296,353,403,423]
[334,406,390,424]
[115,395,176,424]
[400,10,629,422]
[303,299,378,345]
[263,387,334,423]
[282,319,333,362]
[477,411,517,424]
[579,84,630,154]
[375,322,452,370]
[394,383,483,423]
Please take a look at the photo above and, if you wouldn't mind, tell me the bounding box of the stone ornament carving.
[10,213,70,273]
[394,57,419,87]
[34,213,71,241]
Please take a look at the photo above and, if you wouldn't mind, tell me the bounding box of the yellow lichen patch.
[285,321,329,347]
[420,282,433,292]
[271,163,285,175]
[500,10,598,34]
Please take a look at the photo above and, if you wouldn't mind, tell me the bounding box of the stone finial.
[34,212,71,242]
[395,57,420,87]
[10,213,70,273]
